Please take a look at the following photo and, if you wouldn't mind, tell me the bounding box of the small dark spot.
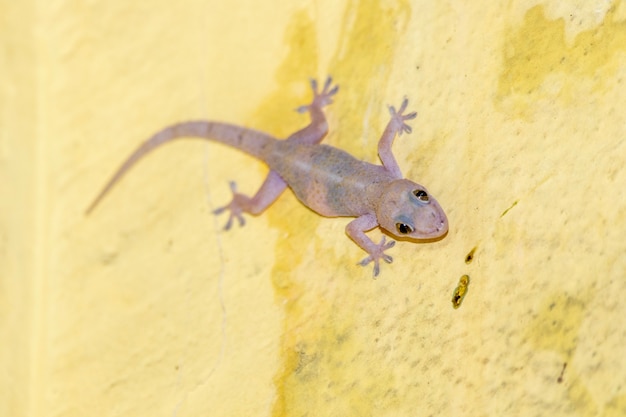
[500,200,519,217]
[465,246,477,264]
[557,362,567,383]
[236,133,243,144]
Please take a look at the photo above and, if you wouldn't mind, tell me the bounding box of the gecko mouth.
[392,228,448,243]
[415,213,448,237]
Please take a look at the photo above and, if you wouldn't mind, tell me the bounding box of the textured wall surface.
[1,1,625,416]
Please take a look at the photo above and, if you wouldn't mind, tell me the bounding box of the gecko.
[86,77,448,276]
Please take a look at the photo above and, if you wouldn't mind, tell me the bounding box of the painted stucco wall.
[1,1,625,416]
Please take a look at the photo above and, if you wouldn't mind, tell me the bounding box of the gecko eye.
[395,223,414,235]
[412,189,429,202]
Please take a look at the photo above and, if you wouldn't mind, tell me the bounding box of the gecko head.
[375,179,448,240]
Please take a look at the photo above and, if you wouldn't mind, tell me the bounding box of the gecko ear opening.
[376,179,448,240]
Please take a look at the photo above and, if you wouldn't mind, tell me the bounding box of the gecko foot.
[296,76,339,113]
[212,181,250,230]
[358,237,396,278]
[388,97,417,136]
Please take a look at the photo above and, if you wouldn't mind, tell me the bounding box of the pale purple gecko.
[86,77,448,276]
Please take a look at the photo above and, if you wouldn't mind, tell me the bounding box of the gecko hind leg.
[213,170,287,230]
[288,76,339,145]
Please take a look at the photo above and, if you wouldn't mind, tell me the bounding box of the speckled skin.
[87,78,448,276]
[263,142,394,217]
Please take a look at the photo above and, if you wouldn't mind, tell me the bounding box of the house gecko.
[86,77,448,276]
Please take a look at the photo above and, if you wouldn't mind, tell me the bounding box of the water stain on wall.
[259,1,413,416]
[498,4,626,117]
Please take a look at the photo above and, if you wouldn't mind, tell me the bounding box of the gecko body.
[87,78,448,276]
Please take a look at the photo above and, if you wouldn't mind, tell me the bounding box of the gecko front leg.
[346,213,396,277]
[213,170,287,229]
[377,98,417,179]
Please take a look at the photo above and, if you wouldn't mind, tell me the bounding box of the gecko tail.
[85,121,276,215]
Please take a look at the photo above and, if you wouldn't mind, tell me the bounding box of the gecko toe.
[323,76,332,91]
[398,97,409,113]
[223,217,233,231]
[358,256,373,267]
[373,265,380,278]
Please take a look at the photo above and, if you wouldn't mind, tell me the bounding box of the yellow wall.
[1,0,626,416]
